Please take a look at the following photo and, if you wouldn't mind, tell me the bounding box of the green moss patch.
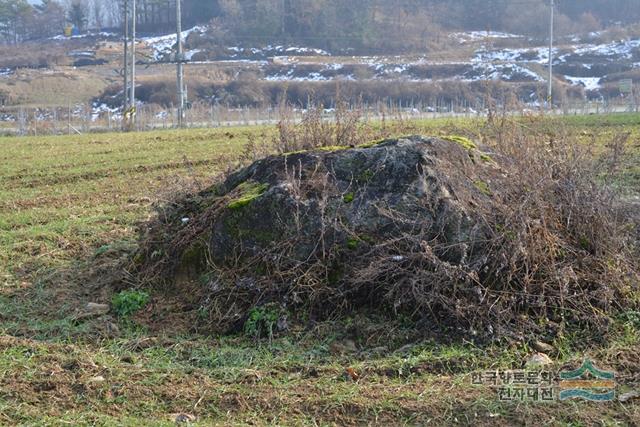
[473,180,492,196]
[357,169,374,184]
[347,238,359,250]
[227,181,269,210]
[179,239,209,272]
[358,138,387,149]
[282,150,307,156]
[480,153,494,163]
[283,146,349,156]
[444,135,495,163]
[443,135,477,151]
[343,192,355,203]
[317,145,350,153]
[224,211,277,244]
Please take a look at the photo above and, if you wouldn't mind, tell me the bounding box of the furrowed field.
[1,115,640,426]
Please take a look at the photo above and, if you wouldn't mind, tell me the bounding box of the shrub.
[134,108,639,341]
[112,290,150,318]
[0,44,65,69]
[243,304,282,339]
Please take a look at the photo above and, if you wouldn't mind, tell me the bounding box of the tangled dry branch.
[131,108,639,341]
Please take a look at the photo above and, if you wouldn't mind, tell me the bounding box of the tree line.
[205,0,640,52]
[0,1,65,43]
[0,0,638,46]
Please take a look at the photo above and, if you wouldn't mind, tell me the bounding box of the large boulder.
[209,135,493,267]
[134,134,637,337]
[138,136,501,330]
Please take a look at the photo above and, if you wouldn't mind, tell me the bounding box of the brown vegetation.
[0,44,66,69]
[131,107,639,343]
[98,75,556,111]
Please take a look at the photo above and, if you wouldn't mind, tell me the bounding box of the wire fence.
[0,98,638,137]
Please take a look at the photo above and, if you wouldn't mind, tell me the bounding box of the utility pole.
[548,0,555,108]
[130,0,136,128]
[176,0,185,127]
[123,0,129,118]
[281,0,286,35]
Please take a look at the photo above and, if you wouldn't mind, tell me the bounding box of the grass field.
[1,116,640,425]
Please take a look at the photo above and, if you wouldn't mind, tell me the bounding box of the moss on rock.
[317,145,350,153]
[443,135,477,151]
[358,138,387,149]
[227,181,269,210]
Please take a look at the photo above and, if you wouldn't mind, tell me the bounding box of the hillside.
[0,24,638,130]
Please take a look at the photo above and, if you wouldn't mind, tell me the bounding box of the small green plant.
[197,305,209,321]
[244,304,282,339]
[343,192,355,203]
[357,169,374,184]
[94,245,111,257]
[347,238,359,250]
[578,235,591,251]
[474,180,492,196]
[616,311,640,346]
[198,272,214,286]
[112,290,150,318]
[618,311,640,331]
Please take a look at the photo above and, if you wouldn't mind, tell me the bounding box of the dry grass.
[1,331,638,426]
[1,118,640,425]
[0,68,110,107]
[0,44,67,69]
[133,107,639,344]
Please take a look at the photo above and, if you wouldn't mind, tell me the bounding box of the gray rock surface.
[209,136,495,267]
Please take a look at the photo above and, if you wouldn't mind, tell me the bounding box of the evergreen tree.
[0,0,33,44]
[68,0,88,32]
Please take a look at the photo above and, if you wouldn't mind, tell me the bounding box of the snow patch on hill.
[142,26,207,60]
[476,38,640,65]
[260,58,543,83]
[474,46,557,64]
[569,39,640,60]
[564,76,601,91]
[222,45,330,60]
[50,31,118,41]
[465,63,543,82]
[451,31,524,44]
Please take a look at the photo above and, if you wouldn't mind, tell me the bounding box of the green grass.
[0,128,255,277]
[559,112,640,128]
[1,117,639,425]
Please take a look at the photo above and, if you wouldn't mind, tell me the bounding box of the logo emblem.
[559,359,615,401]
